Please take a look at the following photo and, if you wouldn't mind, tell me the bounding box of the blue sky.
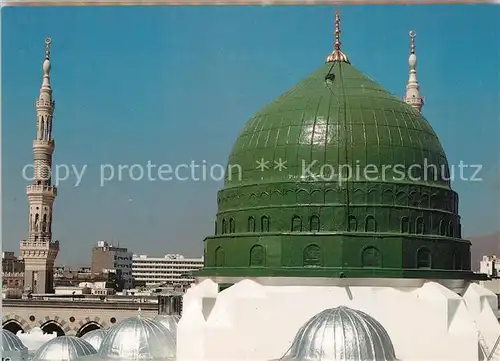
[2,5,499,265]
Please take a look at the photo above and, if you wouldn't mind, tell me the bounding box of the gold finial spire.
[409,30,416,54]
[326,9,350,64]
[45,37,52,60]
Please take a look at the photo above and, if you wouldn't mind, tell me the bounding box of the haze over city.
[3,4,499,265]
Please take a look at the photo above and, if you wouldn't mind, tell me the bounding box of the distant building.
[2,251,25,290]
[132,254,203,289]
[91,241,133,290]
[480,255,499,278]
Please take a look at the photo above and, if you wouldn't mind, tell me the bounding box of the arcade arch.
[41,320,65,336]
[76,322,102,337]
[2,320,24,334]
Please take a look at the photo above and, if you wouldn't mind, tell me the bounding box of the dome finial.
[409,30,416,55]
[326,9,350,64]
[45,37,52,60]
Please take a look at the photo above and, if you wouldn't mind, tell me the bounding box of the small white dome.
[80,329,107,351]
[278,306,397,361]
[152,315,180,339]
[97,315,175,361]
[32,336,97,361]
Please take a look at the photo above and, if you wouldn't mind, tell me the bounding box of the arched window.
[215,247,225,267]
[249,245,265,267]
[416,217,425,234]
[310,215,320,232]
[247,217,256,232]
[401,217,409,233]
[222,219,227,235]
[448,221,454,238]
[303,245,322,267]
[416,247,432,268]
[361,246,382,268]
[453,251,463,270]
[261,216,269,232]
[229,218,235,233]
[292,216,302,232]
[439,220,446,236]
[365,216,376,232]
[348,216,357,232]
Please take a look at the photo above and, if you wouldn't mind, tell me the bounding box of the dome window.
[247,217,256,232]
[310,215,320,232]
[348,215,357,232]
[260,216,269,232]
[303,245,322,267]
[215,247,225,267]
[292,216,302,232]
[416,247,432,268]
[229,218,235,233]
[250,245,265,267]
[361,246,382,268]
[365,216,376,232]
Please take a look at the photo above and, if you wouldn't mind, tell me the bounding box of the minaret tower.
[403,31,424,112]
[20,37,59,294]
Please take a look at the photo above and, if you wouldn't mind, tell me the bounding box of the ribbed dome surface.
[225,62,448,188]
[152,315,180,339]
[97,315,175,361]
[32,336,97,361]
[80,329,107,351]
[2,329,27,352]
[280,306,396,361]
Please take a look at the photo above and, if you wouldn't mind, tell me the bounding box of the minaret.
[20,37,59,294]
[403,31,424,112]
[325,9,350,64]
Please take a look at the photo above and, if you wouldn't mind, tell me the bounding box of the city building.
[20,37,59,294]
[177,12,500,361]
[481,255,499,278]
[132,254,203,289]
[90,241,133,290]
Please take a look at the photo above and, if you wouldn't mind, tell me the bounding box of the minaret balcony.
[26,184,57,197]
[403,96,425,106]
[33,139,55,150]
[20,239,59,252]
[35,99,55,108]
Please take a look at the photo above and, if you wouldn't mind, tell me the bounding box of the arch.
[261,216,269,232]
[249,245,265,267]
[292,216,302,232]
[416,217,425,234]
[381,189,394,204]
[310,215,320,232]
[215,247,225,267]
[229,218,235,233]
[448,221,455,238]
[416,247,432,268]
[2,320,24,334]
[453,251,463,270]
[41,320,65,336]
[401,217,410,233]
[348,215,357,232]
[303,244,322,267]
[76,322,102,337]
[439,219,446,236]
[222,218,227,234]
[247,217,256,232]
[365,215,376,232]
[361,246,382,268]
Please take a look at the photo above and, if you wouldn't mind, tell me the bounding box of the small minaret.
[325,9,350,64]
[21,37,59,294]
[403,31,424,112]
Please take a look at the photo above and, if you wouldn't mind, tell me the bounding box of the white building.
[132,254,203,288]
[481,256,500,278]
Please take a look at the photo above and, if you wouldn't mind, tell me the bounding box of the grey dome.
[97,315,175,361]
[279,306,397,361]
[80,329,107,351]
[2,329,27,352]
[32,336,97,361]
[2,329,29,361]
[152,315,180,339]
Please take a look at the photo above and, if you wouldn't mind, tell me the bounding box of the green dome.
[199,56,475,281]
